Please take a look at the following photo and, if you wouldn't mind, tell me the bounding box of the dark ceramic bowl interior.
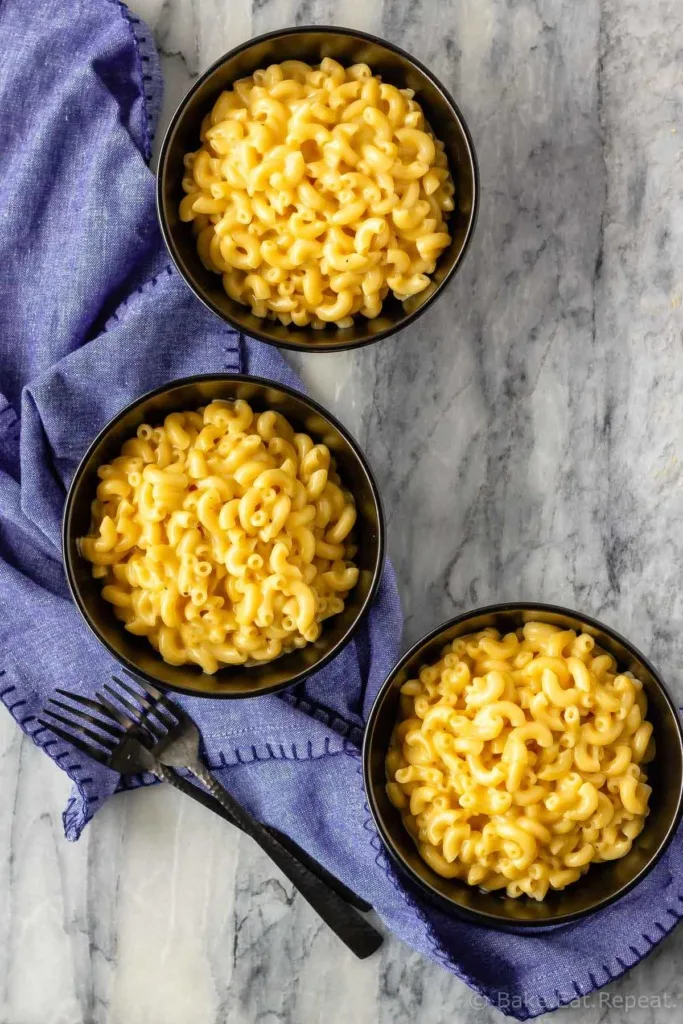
[63,375,384,699]
[363,602,683,928]
[157,26,479,352]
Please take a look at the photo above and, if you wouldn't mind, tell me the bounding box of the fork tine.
[112,675,153,712]
[96,688,158,749]
[149,697,178,730]
[55,689,121,723]
[138,715,166,743]
[96,689,137,730]
[116,672,178,732]
[47,698,122,741]
[38,720,111,766]
[111,677,167,741]
[102,682,144,724]
[41,710,116,754]
[121,668,163,701]
[118,669,181,730]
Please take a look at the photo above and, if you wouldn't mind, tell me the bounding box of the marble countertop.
[2,0,683,1021]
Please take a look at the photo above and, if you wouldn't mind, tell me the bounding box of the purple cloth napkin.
[1,1,682,1018]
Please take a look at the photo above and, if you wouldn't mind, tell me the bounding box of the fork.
[114,669,371,913]
[39,687,383,959]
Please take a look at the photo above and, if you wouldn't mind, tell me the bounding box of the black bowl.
[363,602,683,928]
[157,26,479,352]
[63,374,385,698]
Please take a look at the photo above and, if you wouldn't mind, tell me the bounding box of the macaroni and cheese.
[180,58,455,328]
[79,400,359,674]
[386,623,654,900]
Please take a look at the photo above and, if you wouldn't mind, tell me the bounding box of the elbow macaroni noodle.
[386,622,654,900]
[180,59,455,328]
[79,400,359,674]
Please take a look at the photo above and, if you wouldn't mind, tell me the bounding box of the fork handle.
[176,757,382,959]
[154,761,370,912]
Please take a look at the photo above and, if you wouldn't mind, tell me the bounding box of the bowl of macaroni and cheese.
[157,26,478,351]
[63,375,385,698]
[363,603,683,927]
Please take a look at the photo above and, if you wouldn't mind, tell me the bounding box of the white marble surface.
[2,0,683,1021]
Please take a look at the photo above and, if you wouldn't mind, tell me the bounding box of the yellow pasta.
[79,400,359,674]
[386,623,654,900]
[180,58,455,328]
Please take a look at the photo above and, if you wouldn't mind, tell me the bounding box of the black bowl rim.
[62,372,386,699]
[362,600,683,928]
[156,24,480,353]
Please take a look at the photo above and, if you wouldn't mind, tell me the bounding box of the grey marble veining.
[1,0,683,1021]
